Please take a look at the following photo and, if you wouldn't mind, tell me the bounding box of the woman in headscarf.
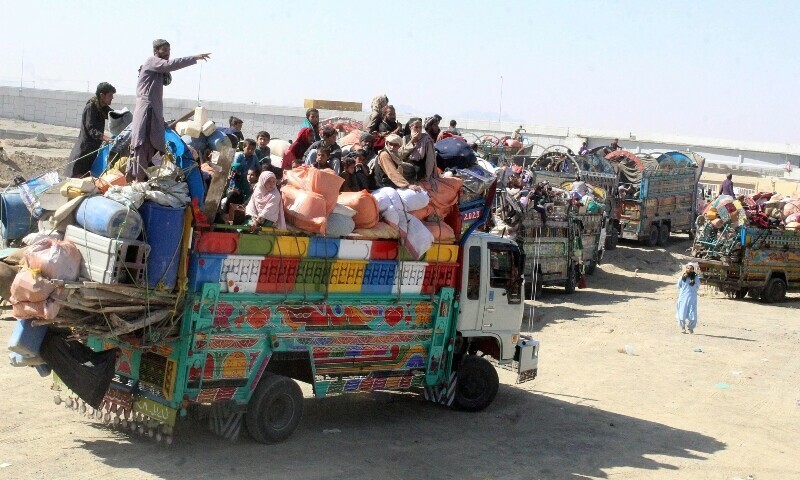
[281,127,314,170]
[364,94,389,135]
[302,108,321,142]
[676,263,700,333]
[373,134,421,191]
[246,171,286,232]
[400,117,437,182]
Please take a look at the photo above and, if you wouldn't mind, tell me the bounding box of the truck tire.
[245,374,303,444]
[644,224,659,247]
[605,225,619,250]
[734,288,747,300]
[584,260,596,276]
[564,265,577,294]
[453,355,499,412]
[762,278,787,304]
[657,224,670,246]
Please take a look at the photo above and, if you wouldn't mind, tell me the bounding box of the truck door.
[482,242,523,330]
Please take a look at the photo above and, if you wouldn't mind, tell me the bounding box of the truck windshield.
[489,249,522,304]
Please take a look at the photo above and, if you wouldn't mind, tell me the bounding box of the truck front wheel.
[453,356,499,412]
[246,374,304,444]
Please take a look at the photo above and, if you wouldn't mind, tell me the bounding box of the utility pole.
[499,75,504,123]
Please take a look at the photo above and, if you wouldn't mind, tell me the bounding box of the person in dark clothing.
[303,126,342,172]
[608,138,621,152]
[579,141,589,155]
[303,108,321,142]
[255,130,271,162]
[66,82,116,178]
[424,114,442,141]
[378,105,402,137]
[445,119,461,136]
[222,116,244,146]
[352,149,375,191]
[719,173,735,197]
[339,157,361,192]
[312,146,333,170]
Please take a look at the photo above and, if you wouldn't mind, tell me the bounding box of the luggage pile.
[1,157,196,338]
[694,192,800,260]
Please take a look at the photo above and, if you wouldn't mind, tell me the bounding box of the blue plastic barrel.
[174,137,206,209]
[74,195,143,240]
[207,129,232,151]
[8,319,48,357]
[0,189,35,241]
[139,201,185,290]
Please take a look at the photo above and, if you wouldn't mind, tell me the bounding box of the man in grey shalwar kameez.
[128,39,210,181]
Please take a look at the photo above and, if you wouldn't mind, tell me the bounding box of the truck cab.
[457,232,524,360]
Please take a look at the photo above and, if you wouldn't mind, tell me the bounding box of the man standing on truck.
[128,39,210,182]
[718,173,735,197]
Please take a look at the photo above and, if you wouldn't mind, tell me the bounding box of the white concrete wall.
[2,86,798,173]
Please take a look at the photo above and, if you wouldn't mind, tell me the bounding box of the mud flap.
[39,332,118,409]
[423,371,457,406]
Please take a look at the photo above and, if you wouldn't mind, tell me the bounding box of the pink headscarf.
[246,171,286,229]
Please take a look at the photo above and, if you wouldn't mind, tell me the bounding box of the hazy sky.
[1,0,798,144]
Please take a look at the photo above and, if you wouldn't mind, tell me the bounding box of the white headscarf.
[246,171,286,229]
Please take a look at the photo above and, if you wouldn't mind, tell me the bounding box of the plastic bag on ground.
[24,238,81,281]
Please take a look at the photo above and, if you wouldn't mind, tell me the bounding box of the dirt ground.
[1,120,799,479]
[0,118,77,187]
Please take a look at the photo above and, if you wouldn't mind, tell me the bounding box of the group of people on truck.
[63,38,488,234]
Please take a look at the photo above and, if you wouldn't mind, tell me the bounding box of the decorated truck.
[6,156,539,444]
[605,151,701,247]
[491,178,583,295]
[518,200,583,295]
[527,146,616,272]
[691,195,800,303]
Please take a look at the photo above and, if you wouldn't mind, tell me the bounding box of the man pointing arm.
[127,38,210,182]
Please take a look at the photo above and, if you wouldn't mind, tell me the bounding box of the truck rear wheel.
[584,260,597,276]
[605,225,619,250]
[453,356,499,412]
[657,224,670,246]
[245,374,303,444]
[644,224,659,247]
[564,265,577,294]
[762,278,787,304]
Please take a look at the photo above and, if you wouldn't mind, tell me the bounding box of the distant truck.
[518,203,582,295]
[693,224,800,303]
[605,151,701,247]
[527,147,616,273]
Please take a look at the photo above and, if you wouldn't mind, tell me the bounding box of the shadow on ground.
[74,386,725,480]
